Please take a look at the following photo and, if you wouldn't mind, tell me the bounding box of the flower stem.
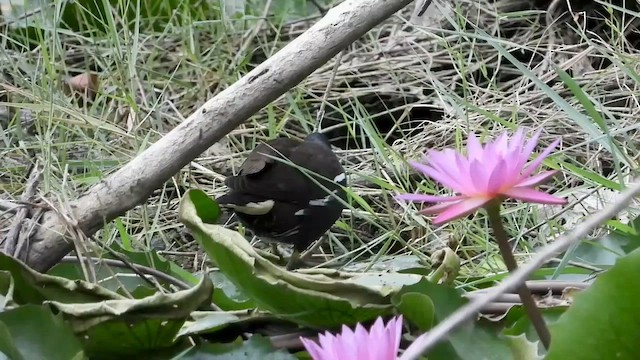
[486,201,551,350]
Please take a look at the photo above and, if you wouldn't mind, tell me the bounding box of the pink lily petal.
[453,152,476,191]
[338,325,358,359]
[300,316,403,360]
[432,197,492,225]
[515,170,558,188]
[521,137,561,179]
[300,338,327,360]
[426,149,464,180]
[418,202,458,215]
[395,129,566,226]
[518,129,542,170]
[485,133,505,164]
[390,315,403,355]
[368,318,384,357]
[468,158,491,194]
[394,193,464,203]
[486,158,508,194]
[502,187,567,205]
[467,132,483,160]
[409,161,466,194]
[318,332,339,359]
[509,128,525,151]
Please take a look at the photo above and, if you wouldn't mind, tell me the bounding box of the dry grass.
[1,0,639,287]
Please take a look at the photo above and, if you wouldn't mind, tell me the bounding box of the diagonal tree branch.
[22,0,415,272]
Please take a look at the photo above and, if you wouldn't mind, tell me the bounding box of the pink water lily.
[396,129,566,225]
[300,315,403,360]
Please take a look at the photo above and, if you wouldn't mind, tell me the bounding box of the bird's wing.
[224,138,301,200]
[236,138,299,176]
[225,139,345,204]
[269,141,346,203]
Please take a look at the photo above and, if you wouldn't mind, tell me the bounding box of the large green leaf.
[178,189,428,328]
[503,334,543,360]
[0,305,84,360]
[0,253,124,305]
[174,336,296,360]
[0,321,25,360]
[0,271,15,310]
[48,261,160,298]
[207,271,256,311]
[46,276,213,358]
[48,244,203,298]
[502,306,566,344]
[187,189,222,224]
[177,311,243,337]
[547,247,640,360]
[392,292,434,331]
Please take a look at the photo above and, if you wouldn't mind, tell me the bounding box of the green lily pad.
[48,244,200,295]
[207,271,255,310]
[547,247,640,360]
[504,333,543,360]
[177,311,242,337]
[0,271,15,310]
[0,321,25,360]
[174,336,296,360]
[0,253,124,305]
[397,279,511,360]
[0,305,84,360]
[502,306,566,345]
[46,276,213,357]
[392,292,434,331]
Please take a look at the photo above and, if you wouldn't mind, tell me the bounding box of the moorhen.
[216,132,347,269]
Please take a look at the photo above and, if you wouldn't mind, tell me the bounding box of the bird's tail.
[215,192,275,215]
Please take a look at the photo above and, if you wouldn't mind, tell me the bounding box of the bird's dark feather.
[232,138,299,177]
[231,198,343,251]
[217,132,346,254]
[224,136,344,204]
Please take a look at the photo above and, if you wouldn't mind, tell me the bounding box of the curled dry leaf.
[64,72,99,100]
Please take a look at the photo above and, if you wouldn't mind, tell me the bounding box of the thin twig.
[315,49,347,133]
[38,196,98,283]
[91,235,168,292]
[299,234,329,264]
[4,161,41,257]
[0,199,21,213]
[417,0,434,17]
[468,280,590,295]
[541,0,562,75]
[400,180,640,360]
[60,253,221,311]
[14,208,43,261]
[60,256,191,291]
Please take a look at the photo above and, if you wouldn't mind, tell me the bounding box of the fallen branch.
[21,0,415,272]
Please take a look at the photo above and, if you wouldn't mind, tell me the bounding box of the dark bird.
[216,132,347,269]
